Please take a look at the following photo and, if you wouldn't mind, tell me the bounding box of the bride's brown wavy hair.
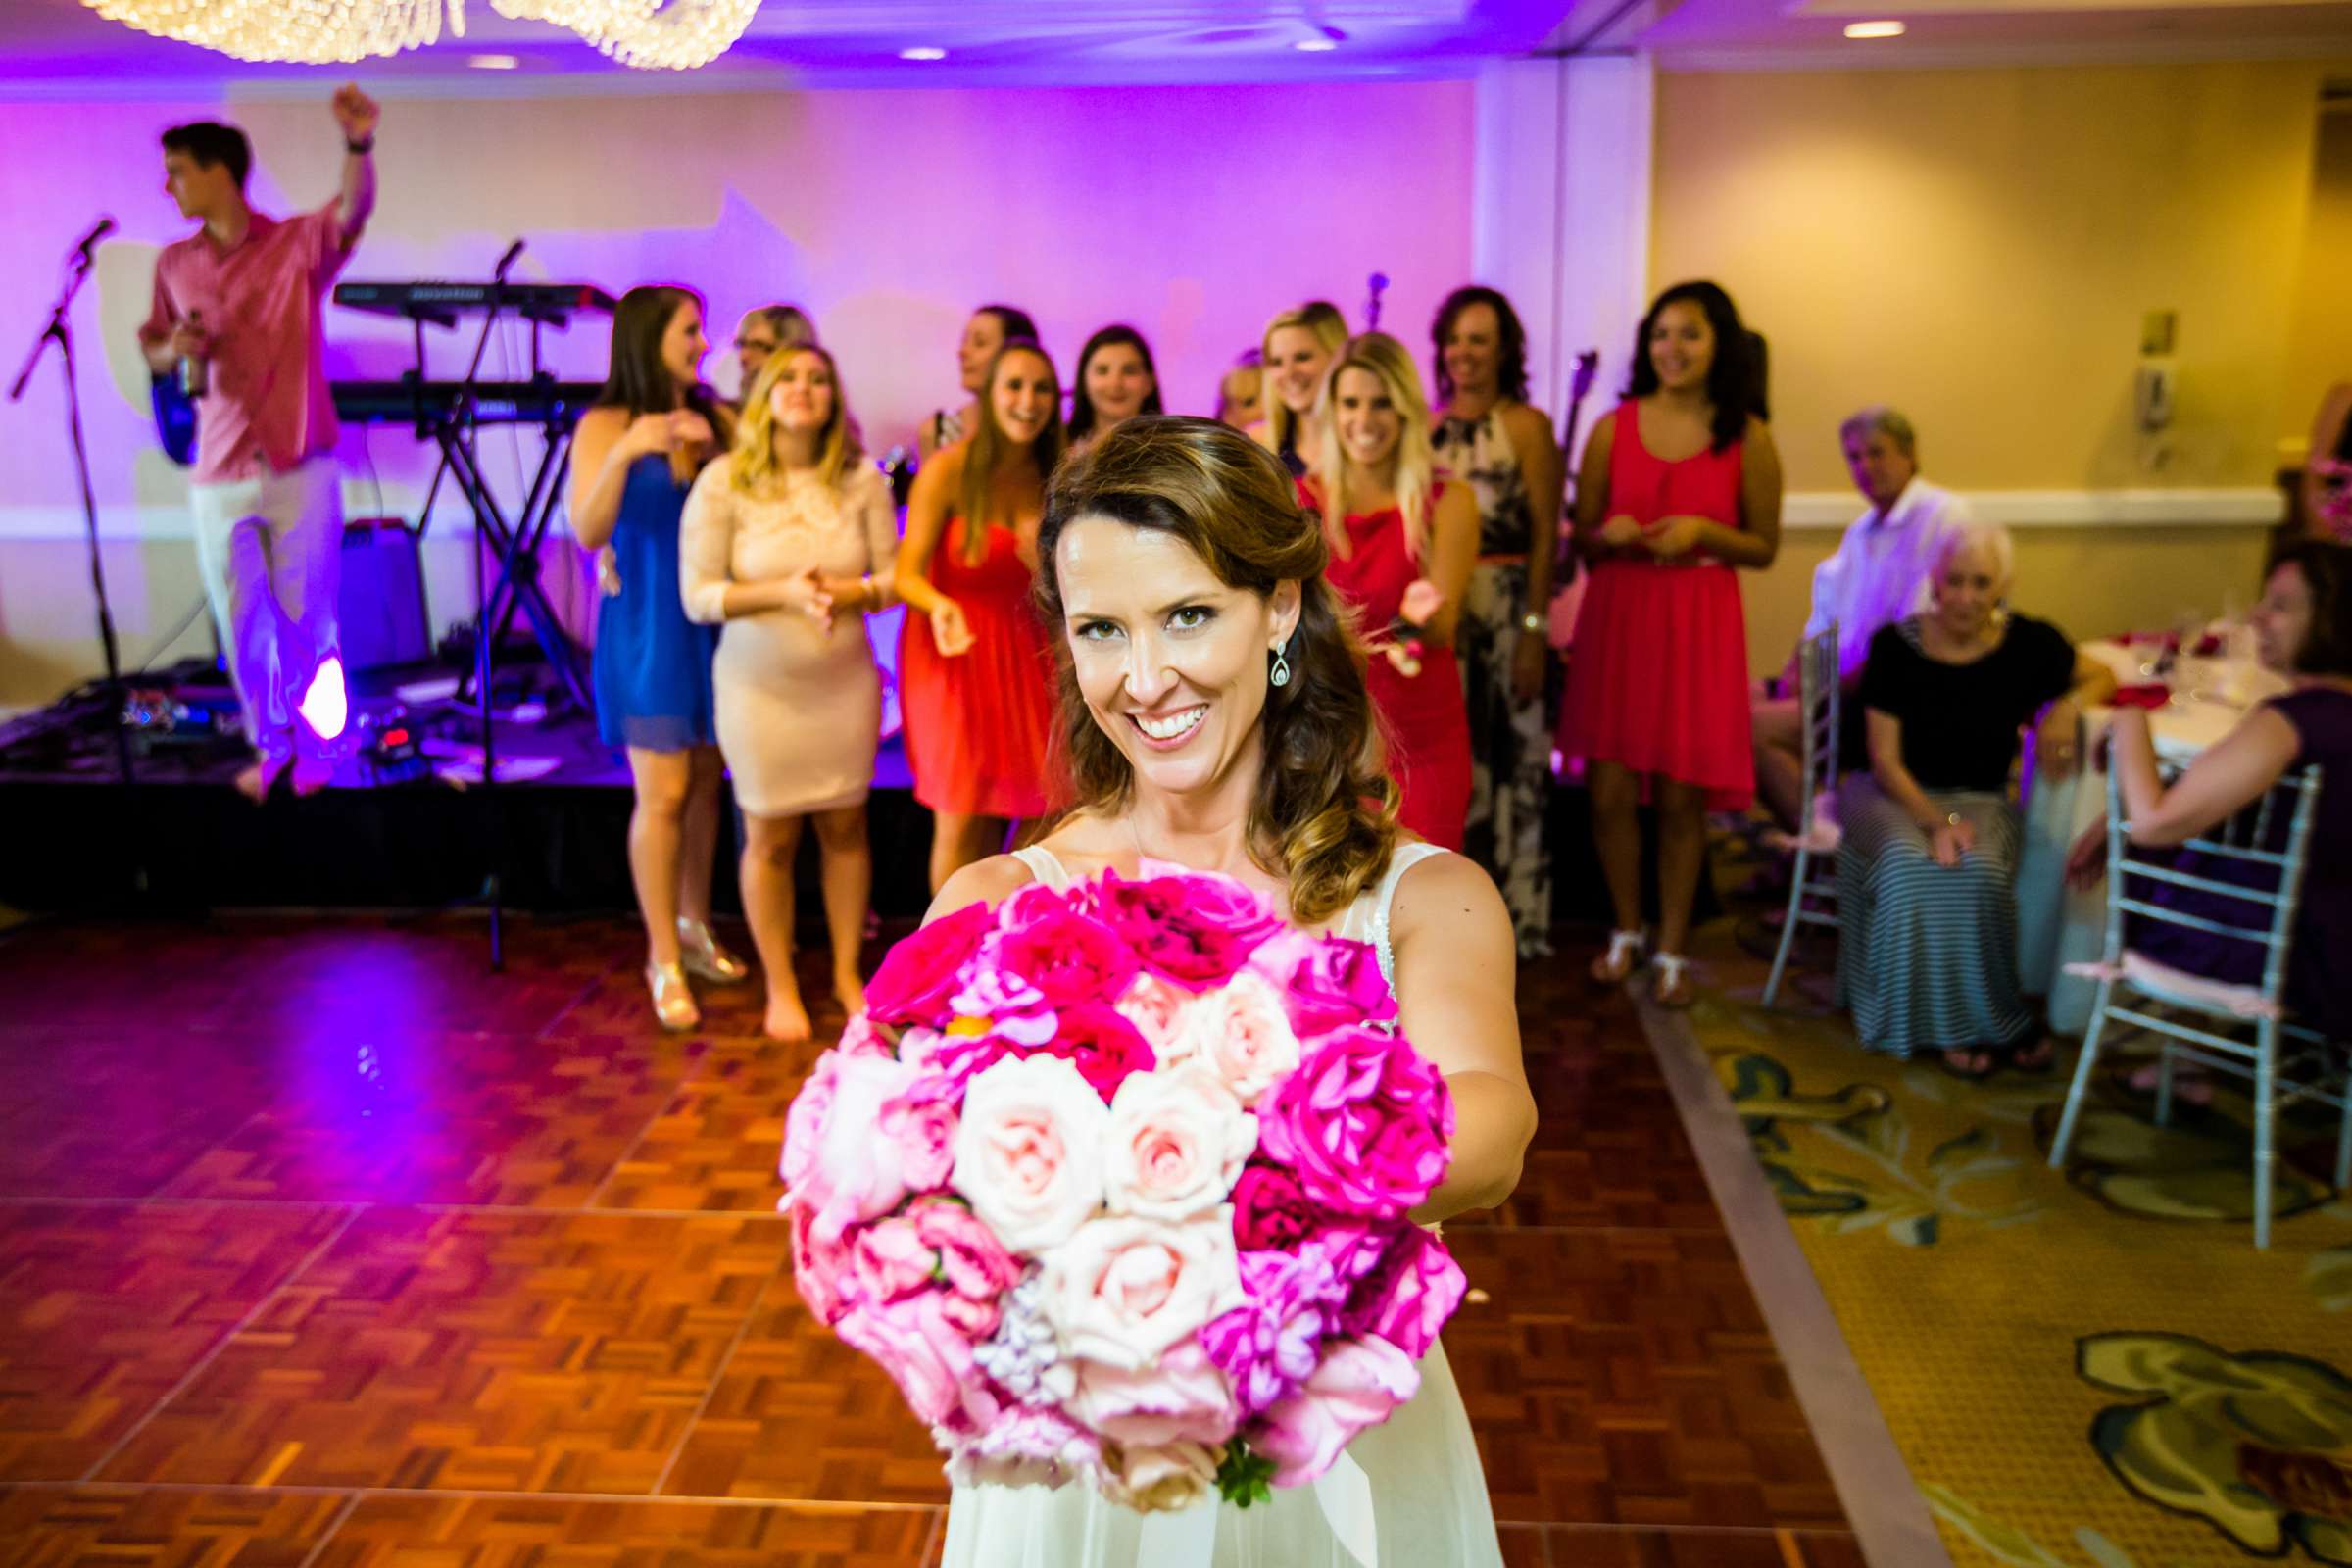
[1035,415,1398,926]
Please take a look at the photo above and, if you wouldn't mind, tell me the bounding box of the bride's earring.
[1269,645,1293,689]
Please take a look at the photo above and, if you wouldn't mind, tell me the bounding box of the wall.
[1648,59,2341,665]
[2283,100,2352,466]
[0,79,1475,709]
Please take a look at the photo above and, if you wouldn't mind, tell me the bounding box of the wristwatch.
[345,136,374,155]
[1519,612,1544,633]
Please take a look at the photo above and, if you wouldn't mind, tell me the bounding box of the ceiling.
[2,0,2347,91]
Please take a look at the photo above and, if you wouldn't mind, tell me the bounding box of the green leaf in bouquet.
[1216,1438,1277,1509]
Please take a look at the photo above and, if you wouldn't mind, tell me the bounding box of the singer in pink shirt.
[137,86,378,800]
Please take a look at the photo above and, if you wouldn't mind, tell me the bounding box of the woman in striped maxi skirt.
[1834,523,2115,1072]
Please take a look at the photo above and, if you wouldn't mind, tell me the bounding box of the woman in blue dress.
[569,285,749,1030]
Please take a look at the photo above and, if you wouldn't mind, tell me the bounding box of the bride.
[928,415,1536,1566]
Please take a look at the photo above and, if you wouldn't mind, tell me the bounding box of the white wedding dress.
[938,842,1506,1568]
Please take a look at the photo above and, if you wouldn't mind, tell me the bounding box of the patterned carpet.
[1686,935,2352,1568]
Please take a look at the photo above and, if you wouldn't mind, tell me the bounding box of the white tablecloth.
[2019,640,2286,1034]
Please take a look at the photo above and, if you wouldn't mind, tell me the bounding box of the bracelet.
[345,136,374,154]
[1945,812,1963,828]
[1518,612,1544,634]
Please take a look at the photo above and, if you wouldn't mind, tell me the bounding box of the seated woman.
[2090,541,2352,1051]
[1838,522,2117,1074]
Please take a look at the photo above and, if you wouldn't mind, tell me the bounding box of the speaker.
[339,517,431,672]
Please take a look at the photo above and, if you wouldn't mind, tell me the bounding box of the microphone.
[73,216,116,258]
[493,237,526,280]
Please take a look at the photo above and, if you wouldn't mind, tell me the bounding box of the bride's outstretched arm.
[1388,853,1538,1223]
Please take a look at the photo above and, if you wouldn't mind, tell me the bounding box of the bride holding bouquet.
[915,416,1536,1564]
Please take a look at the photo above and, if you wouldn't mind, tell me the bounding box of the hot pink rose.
[1017,1003,1155,1102]
[1039,1210,1246,1372]
[951,1054,1110,1253]
[1088,871,1283,987]
[1115,972,1195,1061]
[783,1049,922,1244]
[1339,1226,1465,1362]
[1065,1338,1238,1449]
[866,901,993,1028]
[1252,1336,1420,1487]
[1230,1165,1322,1254]
[878,1074,960,1193]
[836,1288,998,1435]
[990,905,1140,1008]
[1102,1065,1255,1222]
[1248,930,1399,1037]
[1253,1027,1452,1220]
[1177,969,1300,1106]
[913,1197,1021,1340]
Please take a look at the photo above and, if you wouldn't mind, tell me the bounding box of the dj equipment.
[330,377,601,428]
[339,516,434,673]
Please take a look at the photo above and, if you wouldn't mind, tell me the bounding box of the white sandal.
[1591,928,1646,985]
[1649,952,1695,1008]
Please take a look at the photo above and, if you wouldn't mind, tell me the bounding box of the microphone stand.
[9,232,146,899]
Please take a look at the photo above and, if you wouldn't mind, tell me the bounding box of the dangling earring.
[1269,645,1293,689]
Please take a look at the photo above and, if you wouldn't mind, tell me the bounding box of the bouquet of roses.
[779,864,1465,1513]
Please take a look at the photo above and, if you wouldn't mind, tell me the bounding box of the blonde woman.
[1300,332,1479,848]
[1246,299,1347,479]
[680,345,898,1041]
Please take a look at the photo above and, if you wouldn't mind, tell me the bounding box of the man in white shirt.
[1754,406,1971,829]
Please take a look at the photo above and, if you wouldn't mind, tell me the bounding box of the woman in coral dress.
[1562,280,1783,1005]
[1302,333,1478,850]
[897,338,1066,892]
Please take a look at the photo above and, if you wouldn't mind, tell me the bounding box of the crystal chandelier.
[80,0,760,70]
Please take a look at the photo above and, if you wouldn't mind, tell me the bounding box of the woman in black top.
[1836,523,2115,1073]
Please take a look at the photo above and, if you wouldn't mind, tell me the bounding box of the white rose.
[1176,969,1301,1106]
[1102,1064,1257,1222]
[1105,1440,1220,1513]
[952,1054,1111,1254]
[1040,1209,1246,1372]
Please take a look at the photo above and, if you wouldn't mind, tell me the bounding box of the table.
[2019,640,2286,1034]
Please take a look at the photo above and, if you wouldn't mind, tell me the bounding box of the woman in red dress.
[1302,332,1478,849]
[896,339,1065,892]
[1563,281,1783,1005]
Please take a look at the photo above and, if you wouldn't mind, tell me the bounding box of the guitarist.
[137,85,379,801]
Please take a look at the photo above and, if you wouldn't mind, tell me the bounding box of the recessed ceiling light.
[469,53,521,69]
[900,45,947,61]
[1842,20,1906,38]
[1295,37,1338,51]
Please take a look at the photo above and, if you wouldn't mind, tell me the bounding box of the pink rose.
[1102,1065,1256,1223]
[1254,1027,1452,1221]
[1104,1440,1221,1513]
[990,905,1140,1008]
[1018,1003,1155,1102]
[879,1074,960,1193]
[951,1054,1110,1253]
[836,1288,998,1435]
[835,1012,896,1058]
[1252,1336,1420,1487]
[853,1215,937,1303]
[1065,1338,1237,1449]
[951,965,1058,1050]
[867,901,993,1027]
[1200,1247,1345,1416]
[1115,973,1195,1061]
[939,1404,1103,1491]
[1248,930,1399,1037]
[1339,1226,1465,1363]
[913,1197,1021,1340]
[1177,970,1300,1106]
[790,1205,858,1325]
[1040,1210,1246,1372]
[783,1049,922,1244]
[1088,871,1283,987]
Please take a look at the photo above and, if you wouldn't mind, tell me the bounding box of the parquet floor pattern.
[0,914,1864,1565]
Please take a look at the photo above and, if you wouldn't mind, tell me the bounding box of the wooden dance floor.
[0,914,1865,1566]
